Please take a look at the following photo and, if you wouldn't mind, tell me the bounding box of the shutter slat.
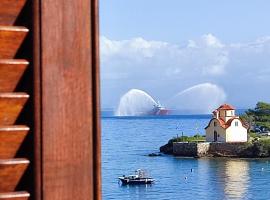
[0,26,28,59]
[0,191,30,199]
[0,93,29,125]
[0,1,32,197]
[0,59,28,92]
[0,0,27,26]
[0,159,29,192]
[0,126,29,159]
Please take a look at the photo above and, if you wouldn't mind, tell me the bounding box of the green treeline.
[241,101,270,131]
[168,134,206,143]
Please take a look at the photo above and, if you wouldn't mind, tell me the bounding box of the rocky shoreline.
[160,140,270,158]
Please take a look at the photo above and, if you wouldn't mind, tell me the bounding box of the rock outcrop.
[160,141,270,158]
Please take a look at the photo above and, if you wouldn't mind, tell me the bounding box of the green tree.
[243,102,270,130]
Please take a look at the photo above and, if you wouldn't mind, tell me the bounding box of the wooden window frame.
[33,0,101,199]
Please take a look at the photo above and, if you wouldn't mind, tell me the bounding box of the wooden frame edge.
[91,0,101,199]
[33,0,42,199]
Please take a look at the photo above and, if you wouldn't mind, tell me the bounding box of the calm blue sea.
[102,115,270,200]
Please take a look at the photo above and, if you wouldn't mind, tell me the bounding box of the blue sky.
[101,0,270,43]
[100,0,270,113]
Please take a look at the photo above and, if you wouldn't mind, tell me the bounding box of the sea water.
[102,115,270,200]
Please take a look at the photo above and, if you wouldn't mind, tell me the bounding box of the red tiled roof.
[217,118,228,129]
[217,104,235,110]
[226,117,249,129]
[225,117,238,128]
[205,117,248,130]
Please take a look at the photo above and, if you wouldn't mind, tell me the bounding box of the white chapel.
[205,104,248,142]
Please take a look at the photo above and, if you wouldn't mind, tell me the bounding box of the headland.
[160,139,270,158]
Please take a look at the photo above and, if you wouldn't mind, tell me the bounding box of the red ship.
[148,102,170,115]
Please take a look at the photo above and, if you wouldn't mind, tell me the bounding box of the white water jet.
[115,89,158,116]
[166,83,226,114]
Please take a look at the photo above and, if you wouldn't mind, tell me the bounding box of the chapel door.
[214,131,218,142]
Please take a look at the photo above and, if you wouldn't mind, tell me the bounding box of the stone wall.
[173,142,198,156]
[208,142,248,157]
[197,142,211,157]
[173,142,249,157]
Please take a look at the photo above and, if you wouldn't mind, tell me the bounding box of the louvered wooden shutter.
[0,1,101,199]
[0,1,32,199]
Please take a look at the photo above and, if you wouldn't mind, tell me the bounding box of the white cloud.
[100,34,228,81]
[100,34,270,110]
[100,36,168,61]
[202,34,224,48]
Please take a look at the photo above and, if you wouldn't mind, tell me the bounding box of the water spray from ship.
[115,83,226,116]
[115,89,168,116]
[166,83,226,114]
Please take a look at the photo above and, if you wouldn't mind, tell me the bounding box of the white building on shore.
[205,104,248,142]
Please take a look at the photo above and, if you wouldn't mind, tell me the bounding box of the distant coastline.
[101,108,248,118]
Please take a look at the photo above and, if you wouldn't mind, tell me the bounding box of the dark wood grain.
[0,26,28,59]
[0,60,28,92]
[0,126,29,159]
[0,191,29,200]
[0,159,29,192]
[33,0,42,199]
[0,93,29,125]
[90,1,101,199]
[39,0,96,199]
[0,0,27,26]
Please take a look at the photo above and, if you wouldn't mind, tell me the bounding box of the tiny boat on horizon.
[118,169,155,185]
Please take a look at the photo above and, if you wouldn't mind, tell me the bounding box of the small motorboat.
[118,169,155,185]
